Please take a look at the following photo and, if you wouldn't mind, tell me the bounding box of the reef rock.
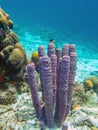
[0,83,16,105]
[68,107,98,129]
[0,8,27,82]
[72,83,85,105]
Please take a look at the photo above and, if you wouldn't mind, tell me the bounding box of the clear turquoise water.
[14,24,98,82]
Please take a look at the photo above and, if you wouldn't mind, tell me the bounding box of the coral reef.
[0,83,16,105]
[31,51,39,64]
[6,43,27,81]
[84,76,98,104]
[72,83,85,105]
[0,81,29,105]
[69,107,98,129]
[27,43,77,129]
[0,92,97,130]
[85,90,97,105]
[16,82,29,94]
[0,7,13,30]
[31,51,39,62]
[0,8,97,130]
[72,104,80,111]
[0,8,27,82]
[84,76,98,93]
[31,51,39,71]
[84,79,93,91]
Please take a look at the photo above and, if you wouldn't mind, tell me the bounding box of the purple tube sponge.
[56,49,62,89]
[38,46,45,101]
[57,56,70,126]
[50,54,57,115]
[38,46,45,57]
[62,44,69,56]
[50,55,57,87]
[56,48,62,64]
[61,123,68,130]
[27,62,41,120]
[48,43,55,57]
[69,44,76,54]
[39,56,54,128]
[67,51,77,114]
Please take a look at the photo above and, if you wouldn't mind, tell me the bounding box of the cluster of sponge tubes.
[27,42,77,130]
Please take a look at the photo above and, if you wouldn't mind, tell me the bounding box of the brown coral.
[6,43,27,81]
[0,8,27,82]
[0,8,13,29]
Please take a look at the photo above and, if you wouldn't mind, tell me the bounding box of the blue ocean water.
[0,0,98,81]
[1,0,98,39]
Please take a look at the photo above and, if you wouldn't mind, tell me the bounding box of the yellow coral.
[31,51,39,69]
[31,51,39,63]
[84,79,93,90]
[88,76,98,85]
[84,76,98,94]
[72,104,80,111]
